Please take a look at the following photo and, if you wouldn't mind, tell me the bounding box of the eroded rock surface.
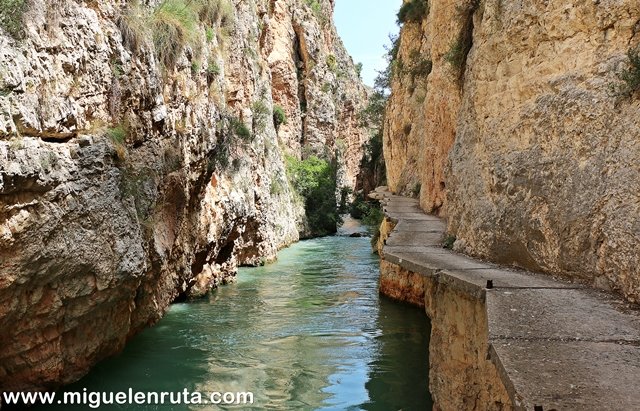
[385,0,640,302]
[0,0,368,392]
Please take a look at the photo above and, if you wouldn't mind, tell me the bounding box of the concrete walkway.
[370,187,640,410]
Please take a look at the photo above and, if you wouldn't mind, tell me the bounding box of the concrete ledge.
[372,187,640,411]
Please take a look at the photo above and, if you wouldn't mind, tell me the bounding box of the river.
[36,232,432,410]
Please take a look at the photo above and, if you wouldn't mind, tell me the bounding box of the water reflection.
[35,236,432,410]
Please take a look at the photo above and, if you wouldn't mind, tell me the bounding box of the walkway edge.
[370,187,640,411]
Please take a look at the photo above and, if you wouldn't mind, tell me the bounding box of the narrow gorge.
[0,0,372,395]
[1,0,640,409]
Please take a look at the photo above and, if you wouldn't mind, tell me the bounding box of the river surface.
[39,234,432,410]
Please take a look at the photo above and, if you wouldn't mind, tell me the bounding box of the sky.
[334,0,402,87]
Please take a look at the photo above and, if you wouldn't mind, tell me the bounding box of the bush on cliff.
[0,0,27,39]
[286,155,340,237]
[397,0,429,25]
[150,0,199,69]
[118,0,235,71]
[195,0,234,30]
[615,45,640,96]
[273,105,287,129]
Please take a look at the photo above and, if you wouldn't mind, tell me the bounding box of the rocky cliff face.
[385,0,640,302]
[0,0,368,392]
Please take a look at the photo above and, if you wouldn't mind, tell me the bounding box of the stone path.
[370,187,640,411]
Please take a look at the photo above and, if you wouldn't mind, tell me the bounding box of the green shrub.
[252,100,270,133]
[444,7,475,78]
[615,46,640,96]
[355,62,363,78]
[229,116,252,141]
[349,193,384,246]
[273,105,287,128]
[443,235,456,249]
[118,0,199,70]
[359,90,386,126]
[397,0,429,24]
[326,54,338,72]
[150,0,199,69]
[304,0,326,24]
[206,61,220,80]
[195,0,234,29]
[107,125,128,162]
[117,1,149,54]
[375,35,400,90]
[0,0,28,39]
[408,50,432,79]
[205,27,215,43]
[107,125,127,145]
[191,60,201,75]
[286,155,340,237]
[444,37,466,70]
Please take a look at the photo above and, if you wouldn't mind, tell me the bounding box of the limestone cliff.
[0,0,367,392]
[385,0,640,302]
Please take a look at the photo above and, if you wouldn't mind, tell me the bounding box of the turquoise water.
[37,235,432,410]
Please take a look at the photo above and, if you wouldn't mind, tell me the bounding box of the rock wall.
[379,258,512,411]
[385,0,640,302]
[0,0,367,392]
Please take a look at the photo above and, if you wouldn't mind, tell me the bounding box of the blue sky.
[334,0,402,87]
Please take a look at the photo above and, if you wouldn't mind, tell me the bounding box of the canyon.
[1,0,639,408]
[0,0,369,393]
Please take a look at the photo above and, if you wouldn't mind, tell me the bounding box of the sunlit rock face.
[0,0,368,392]
[385,0,640,302]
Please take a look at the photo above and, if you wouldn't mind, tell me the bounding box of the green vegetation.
[304,0,326,25]
[0,0,28,39]
[273,105,287,128]
[107,125,128,162]
[117,0,235,71]
[614,46,640,96]
[117,1,148,54]
[270,178,285,196]
[286,155,340,237]
[360,90,386,126]
[397,0,429,25]
[252,100,270,133]
[205,27,215,43]
[444,38,467,70]
[374,35,400,90]
[355,38,392,196]
[191,60,201,75]
[444,3,477,78]
[206,61,220,80]
[195,0,234,29]
[210,112,255,170]
[150,0,199,70]
[355,62,363,79]
[443,235,456,250]
[326,54,338,72]
[349,193,385,249]
[230,116,252,141]
[407,50,432,80]
[107,125,127,145]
